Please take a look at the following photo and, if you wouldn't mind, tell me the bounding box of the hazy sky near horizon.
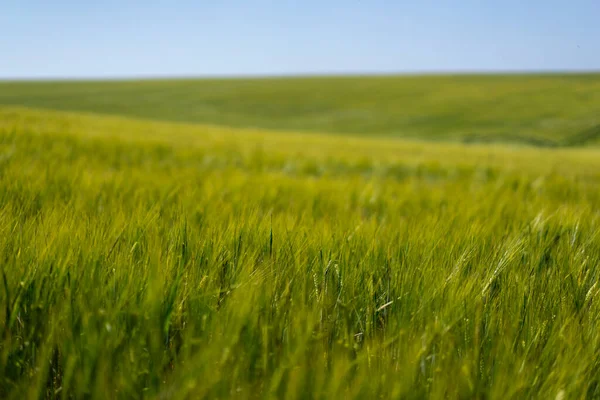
[2,0,599,79]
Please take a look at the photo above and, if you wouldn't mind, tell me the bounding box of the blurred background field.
[2,74,600,146]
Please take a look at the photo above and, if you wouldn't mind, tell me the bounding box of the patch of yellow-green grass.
[1,107,600,398]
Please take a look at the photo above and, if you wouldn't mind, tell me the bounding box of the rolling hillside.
[2,74,600,146]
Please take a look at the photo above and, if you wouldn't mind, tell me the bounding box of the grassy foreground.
[1,106,600,399]
[1,74,600,146]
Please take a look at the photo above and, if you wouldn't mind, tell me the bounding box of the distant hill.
[1,74,600,146]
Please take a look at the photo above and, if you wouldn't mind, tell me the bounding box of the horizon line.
[1,68,599,82]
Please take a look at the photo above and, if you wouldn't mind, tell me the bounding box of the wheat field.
[1,75,600,399]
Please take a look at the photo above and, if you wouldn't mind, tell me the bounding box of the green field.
[2,74,600,145]
[1,75,600,399]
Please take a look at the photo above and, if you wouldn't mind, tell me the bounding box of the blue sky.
[2,0,599,78]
